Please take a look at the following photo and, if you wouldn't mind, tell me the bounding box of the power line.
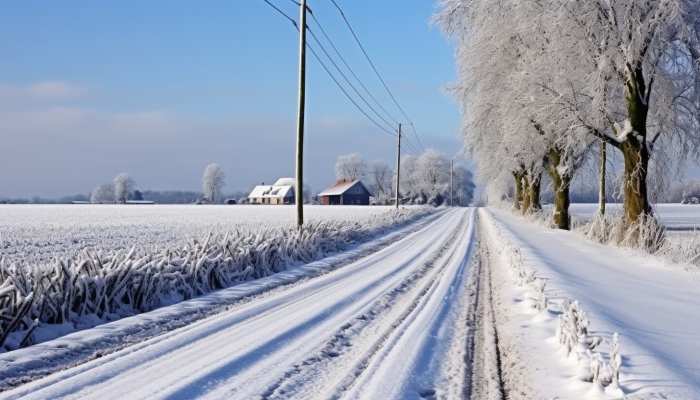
[261,0,397,138]
[306,27,397,133]
[306,10,401,127]
[406,123,425,153]
[263,0,298,28]
[331,0,426,153]
[306,42,397,137]
[401,137,421,156]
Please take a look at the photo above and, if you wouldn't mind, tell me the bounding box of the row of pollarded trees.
[334,150,475,206]
[91,164,226,204]
[434,0,700,236]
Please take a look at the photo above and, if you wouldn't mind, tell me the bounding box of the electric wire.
[307,27,397,133]
[306,10,401,127]
[331,0,426,153]
[263,0,298,28]
[401,136,421,155]
[306,41,397,137]
[262,0,398,137]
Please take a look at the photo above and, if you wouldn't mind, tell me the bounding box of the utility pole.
[450,159,454,207]
[295,0,307,228]
[599,139,606,216]
[395,123,402,209]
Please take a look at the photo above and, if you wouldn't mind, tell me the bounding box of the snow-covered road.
[2,208,479,400]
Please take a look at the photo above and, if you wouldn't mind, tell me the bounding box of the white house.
[248,178,295,205]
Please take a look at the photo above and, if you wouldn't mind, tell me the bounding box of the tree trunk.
[599,139,606,215]
[545,147,571,230]
[620,66,651,225]
[521,173,532,214]
[530,170,542,211]
[621,139,650,225]
[513,171,523,210]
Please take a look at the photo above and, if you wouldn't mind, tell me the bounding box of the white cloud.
[0,81,92,105]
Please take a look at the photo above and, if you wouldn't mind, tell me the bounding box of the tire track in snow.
[338,209,478,399]
[1,209,473,400]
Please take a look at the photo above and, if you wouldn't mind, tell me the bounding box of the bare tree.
[202,164,226,203]
[114,173,136,204]
[368,160,392,197]
[335,153,367,181]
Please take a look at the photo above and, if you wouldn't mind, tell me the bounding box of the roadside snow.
[484,208,700,399]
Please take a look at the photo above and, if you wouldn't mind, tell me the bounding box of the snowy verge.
[480,211,624,398]
[492,201,700,277]
[0,209,446,390]
[482,208,700,399]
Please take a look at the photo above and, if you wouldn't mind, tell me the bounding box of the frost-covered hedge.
[0,206,437,351]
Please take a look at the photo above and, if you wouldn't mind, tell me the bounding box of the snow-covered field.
[568,203,700,230]
[0,205,397,262]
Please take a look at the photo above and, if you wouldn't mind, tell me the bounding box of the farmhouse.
[248,178,295,205]
[318,179,372,205]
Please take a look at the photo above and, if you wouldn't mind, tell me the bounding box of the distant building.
[318,179,372,205]
[125,200,155,205]
[68,201,91,204]
[248,178,295,205]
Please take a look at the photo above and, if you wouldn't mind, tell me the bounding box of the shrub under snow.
[0,206,437,352]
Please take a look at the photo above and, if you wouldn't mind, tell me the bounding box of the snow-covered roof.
[248,185,294,199]
[125,200,155,205]
[273,177,295,186]
[318,180,373,197]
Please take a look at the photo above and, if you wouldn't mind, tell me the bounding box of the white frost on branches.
[335,153,367,181]
[114,173,136,204]
[202,164,225,204]
[433,0,700,227]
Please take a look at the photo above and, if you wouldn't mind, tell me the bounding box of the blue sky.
[0,1,467,198]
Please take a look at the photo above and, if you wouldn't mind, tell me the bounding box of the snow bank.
[481,210,625,398]
[484,208,700,398]
[0,206,439,352]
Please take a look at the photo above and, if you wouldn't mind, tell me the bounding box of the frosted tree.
[452,165,475,206]
[434,0,700,232]
[202,163,226,204]
[335,153,367,181]
[417,149,450,193]
[91,183,115,204]
[114,173,136,204]
[368,160,392,197]
[397,149,455,206]
[559,0,700,228]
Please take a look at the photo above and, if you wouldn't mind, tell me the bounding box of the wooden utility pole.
[395,123,402,209]
[450,159,454,207]
[295,0,307,228]
[599,139,606,215]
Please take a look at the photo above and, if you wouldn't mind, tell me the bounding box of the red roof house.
[318,179,373,205]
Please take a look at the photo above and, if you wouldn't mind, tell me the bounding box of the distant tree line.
[333,150,476,207]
